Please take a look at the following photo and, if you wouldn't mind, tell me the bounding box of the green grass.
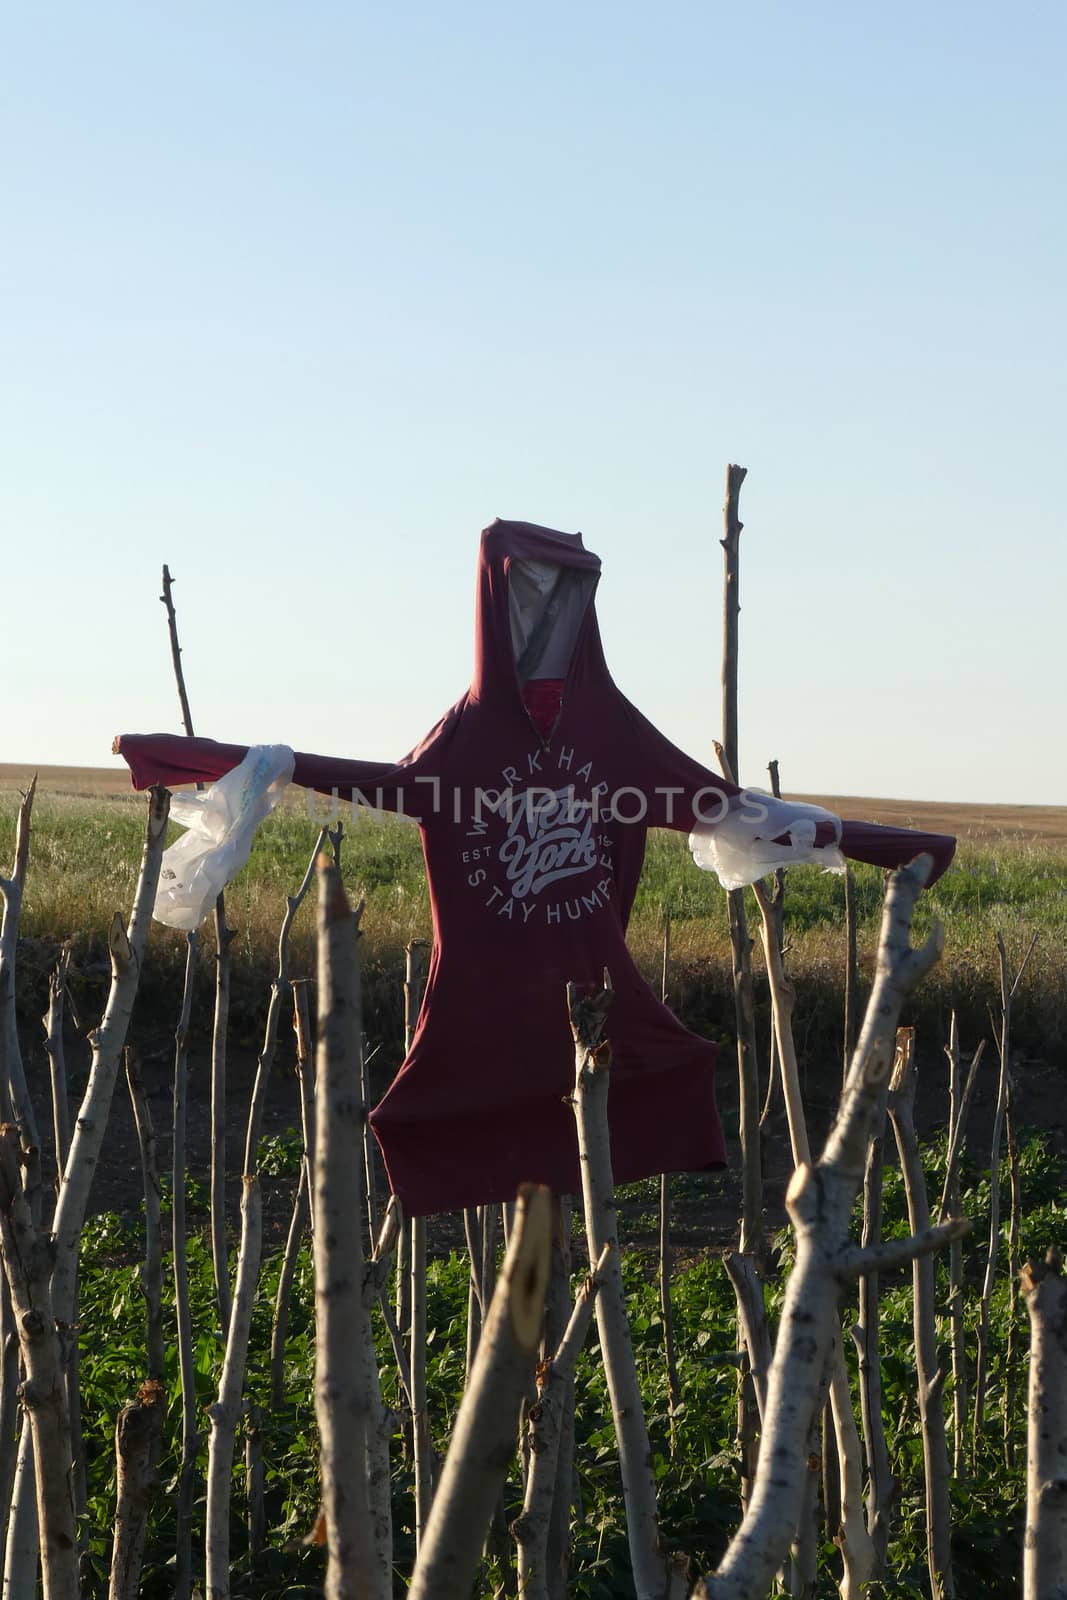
[3,791,1062,1062]
[4,792,1063,1595]
[70,1129,1062,1596]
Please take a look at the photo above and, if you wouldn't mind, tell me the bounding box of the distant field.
[2,759,1064,1076]
[3,761,1065,845]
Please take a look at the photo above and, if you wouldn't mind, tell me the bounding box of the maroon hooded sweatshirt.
[116,520,956,1216]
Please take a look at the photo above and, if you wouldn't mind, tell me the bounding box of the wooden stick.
[125,1052,165,1382]
[269,1166,310,1409]
[409,1186,552,1600]
[568,977,688,1600]
[2,1422,38,1599]
[42,951,72,1199]
[974,932,1037,1452]
[692,857,948,1600]
[888,1027,955,1600]
[205,834,327,1599]
[269,983,319,1398]
[107,1052,166,1600]
[204,1176,264,1600]
[108,1380,165,1600]
[0,777,44,1204]
[513,1243,611,1599]
[1021,1251,1067,1597]
[171,933,200,1600]
[943,1014,968,1483]
[51,788,171,1328]
[657,916,682,1455]
[1004,1067,1023,1469]
[209,902,236,1335]
[842,869,860,1083]
[404,941,434,1554]
[159,562,236,1334]
[543,1196,575,1600]
[313,859,389,1600]
[717,461,764,1265]
[0,1126,78,1600]
[851,1079,894,1575]
[0,1273,20,1568]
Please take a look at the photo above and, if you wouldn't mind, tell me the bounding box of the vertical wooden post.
[1022,1251,1067,1598]
[719,463,763,1263]
[657,915,682,1454]
[313,861,388,1600]
[888,1028,955,1600]
[405,941,434,1554]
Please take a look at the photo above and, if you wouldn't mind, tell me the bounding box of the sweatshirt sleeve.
[113,704,463,823]
[618,700,955,885]
[617,698,741,830]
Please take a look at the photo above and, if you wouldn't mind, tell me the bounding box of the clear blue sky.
[3,3,1063,805]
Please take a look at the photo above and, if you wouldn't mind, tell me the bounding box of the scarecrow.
[116,520,954,1215]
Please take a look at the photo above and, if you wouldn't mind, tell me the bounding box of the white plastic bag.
[154,745,296,930]
[689,793,846,891]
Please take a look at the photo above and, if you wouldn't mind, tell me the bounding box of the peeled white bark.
[693,856,958,1600]
[50,788,171,1328]
[313,860,388,1600]
[752,877,874,1597]
[2,1421,39,1600]
[568,979,689,1600]
[409,1185,552,1600]
[108,1380,165,1600]
[852,1084,893,1575]
[0,778,42,1171]
[513,1244,610,1599]
[1022,1252,1067,1600]
[204,1177,264,1600]
[940,1018,985,1483]
[888,1027,955,1600]
[0,1128,78,1600]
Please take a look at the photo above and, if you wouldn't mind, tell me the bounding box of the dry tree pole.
[43,950,73,1197]
[657,915,683,1458]
[1004,1065,1024,1470]
[716,464,768,1525]
[1,787,169,1600]
[404,939,435,1554]
[759,759,786,1131]
[0,778,41,1578]
[692,856,967,1600]
[852,1055,894,1577]
[842,870,860,1077]
[939,1016,985,1482]
[0,1274,19,1568]
[107,1051,167,1600]
[160,563,237,1331]
[539,1196,577,1600]
[568,978,690,1600]
[973,931,1037,1455]
[0,1126,78,1600]
[409,1185,552,1600]
[887,1026,956,1600]
[313,856,391,1600]
[718,463,764,1265]
[1021,1250,1067,1599]
[171,931,200,1600]
[750,876,874,1597]
[203,829,327,1600]
[512,1242,612,1599]
[0,777,43,1210]
[269,981,316,1408]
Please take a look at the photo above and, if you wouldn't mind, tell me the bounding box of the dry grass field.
[3,761,1065,844]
